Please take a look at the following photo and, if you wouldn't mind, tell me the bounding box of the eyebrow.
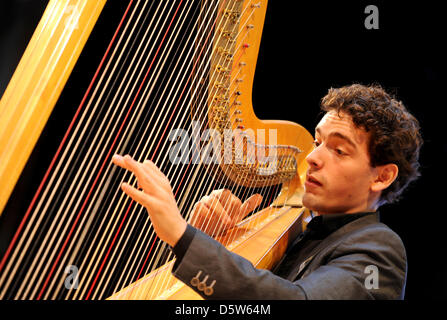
[315,127,357,149]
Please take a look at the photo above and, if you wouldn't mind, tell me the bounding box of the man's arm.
[171,224,406,300]
[171,224,309,299]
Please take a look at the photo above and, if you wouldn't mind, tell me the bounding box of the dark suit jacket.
[171,211,407,299]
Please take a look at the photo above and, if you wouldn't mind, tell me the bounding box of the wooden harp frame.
[0,0,314,300]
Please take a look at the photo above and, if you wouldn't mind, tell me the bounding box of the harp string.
[14,0,159,300]
[0,0,136,299]
[125,0,260,298]
[14,0,154,301]
[64,0,183,300]
[127,0,278,299]
[58,0,184,300]
[109,0,235,299]
[134,0,284,300]
[11,0,173,300]
[159,0,264,251]
[104,2,222,298]
[61,0,185,299]
[98,0,260,300]
[1,0,287,300]
[154,0,254,242]
[177,1,265,239]
[57,0,186,301]
[99,0,262,300]
[71,0,220,300]
[78,0,223,300]
[84,0,206,300]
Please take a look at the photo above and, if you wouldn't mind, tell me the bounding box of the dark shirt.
[173,211,378,280]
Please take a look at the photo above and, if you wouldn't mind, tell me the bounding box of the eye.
[313,140,321,147]
[335,148,345,155]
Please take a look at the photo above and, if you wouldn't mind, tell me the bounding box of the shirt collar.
[306,211,380,239]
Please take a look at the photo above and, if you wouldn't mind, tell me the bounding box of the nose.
[306,146,323,169]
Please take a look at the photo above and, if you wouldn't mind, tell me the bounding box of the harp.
[0,0,314,300]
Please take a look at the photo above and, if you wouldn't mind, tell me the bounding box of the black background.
[0,0,445,302]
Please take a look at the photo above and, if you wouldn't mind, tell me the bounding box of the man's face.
[302,110,378,214]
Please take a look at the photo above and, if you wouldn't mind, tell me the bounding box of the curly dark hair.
[320,83,423,205]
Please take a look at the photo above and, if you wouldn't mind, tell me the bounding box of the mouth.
[305,174,323,188]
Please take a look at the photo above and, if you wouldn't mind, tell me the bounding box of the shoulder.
[325,220,407,299]
[297,218,408,299]
[334,219,406,261]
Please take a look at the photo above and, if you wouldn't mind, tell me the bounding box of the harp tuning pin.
[247,24,254,29]
[224,9,241,22]
[239,61,247,67]
[220,28,234,39]
[214,81,228,90]
[215,64,230,74]
[252,3,261,9]
[242,43,250,48]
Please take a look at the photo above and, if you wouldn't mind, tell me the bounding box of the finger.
[237,194,263,221]
[112,154,127,169]
[113,155,144,190]
[123,155,150,179]
[142,159,166,180]
[121,182,154,209]
[191,202,215,236]
[196,195,230,226]
[117,155,158,193]
[225,193,242,218]
[210,189,239,215]
[210,189,231,204]
[189,202,210,229]
[203,195,231,225]
[113,154,150,180]
[192,201,231,236]
[142,159,172,193]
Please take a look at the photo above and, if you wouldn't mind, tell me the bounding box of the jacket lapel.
[292,214,380,281]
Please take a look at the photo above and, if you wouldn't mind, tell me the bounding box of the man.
[112,84,422,299]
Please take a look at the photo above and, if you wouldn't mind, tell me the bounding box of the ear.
[371,163,399,192]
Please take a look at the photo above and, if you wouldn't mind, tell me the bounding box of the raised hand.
[112,154,187,247]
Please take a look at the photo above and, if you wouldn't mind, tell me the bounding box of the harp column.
[0,0,106,215]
